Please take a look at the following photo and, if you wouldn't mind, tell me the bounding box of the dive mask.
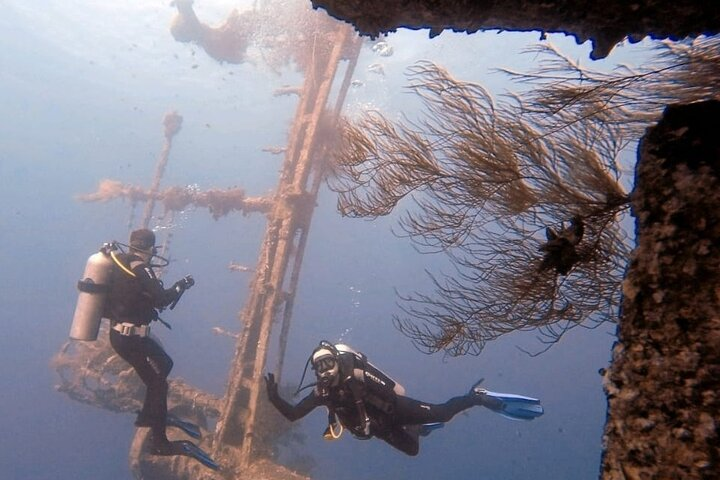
[313,353,339,388]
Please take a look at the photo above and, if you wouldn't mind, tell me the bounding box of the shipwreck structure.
[54,1,361,478]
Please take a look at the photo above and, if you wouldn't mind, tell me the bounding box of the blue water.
[1,1,652,479]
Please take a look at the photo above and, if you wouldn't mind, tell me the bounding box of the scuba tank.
[69,244,115,341]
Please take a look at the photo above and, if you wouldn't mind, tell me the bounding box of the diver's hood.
[312,347,339,388]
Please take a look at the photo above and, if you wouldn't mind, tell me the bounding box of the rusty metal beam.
[141,111,183,228]
[275,34,362,380]
[212,23,360,469]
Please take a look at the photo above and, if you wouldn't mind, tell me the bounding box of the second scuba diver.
[265,341,544,456]
[102,228,218,469]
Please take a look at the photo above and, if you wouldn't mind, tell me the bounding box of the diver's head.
[129,228,156,261]
[312,344,339,389]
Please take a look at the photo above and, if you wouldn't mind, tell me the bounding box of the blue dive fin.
[174,440,220,470]
[166,414,202,439]
[134,411,202,439]
[151,440,220,471]
[481,390,544,421]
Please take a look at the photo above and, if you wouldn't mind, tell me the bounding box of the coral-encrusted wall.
[601,101,720,479]
[311,0,719,59]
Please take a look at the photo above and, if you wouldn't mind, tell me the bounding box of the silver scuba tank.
[69,247,114,341]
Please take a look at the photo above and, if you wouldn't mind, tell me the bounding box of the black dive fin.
[166,414,202,439]
[171,440,220,471]
[481,390,544,421]
[419,422,445,437]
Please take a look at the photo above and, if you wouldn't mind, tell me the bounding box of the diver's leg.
[378,425,420,456]
[137,337,174,446]
[393,394,477,425]
[110,332,173,446]
[140,337,173,419]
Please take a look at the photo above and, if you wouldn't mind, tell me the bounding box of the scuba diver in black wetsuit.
[69,228,218,469]
[102,229,216,468]
[265,341,544,456]
[105,229,189,453]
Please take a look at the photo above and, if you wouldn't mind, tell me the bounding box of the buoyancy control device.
[69,244,116,341]
[335,343,406,397]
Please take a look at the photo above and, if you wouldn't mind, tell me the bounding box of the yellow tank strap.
[329,421,343,439]
[110,250,136,277]
[323,413,343,440]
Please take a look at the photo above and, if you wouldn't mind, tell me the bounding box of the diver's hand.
[265,373,279,399]
[361,416,371,437]
[181,275,195,289]
[173,275,195,293]
[351,419,371,439]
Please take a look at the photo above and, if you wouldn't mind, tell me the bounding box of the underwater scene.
[4,1,702,479]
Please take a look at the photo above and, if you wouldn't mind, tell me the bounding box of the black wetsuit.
[105,252,184,445]
[267,350,478,455]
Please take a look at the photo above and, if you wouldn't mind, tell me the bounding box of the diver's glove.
[350,419,371,439]
[181,275,195,289]
[174,275,195,293]
[264,373,279,400]
[360,417,371,437]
